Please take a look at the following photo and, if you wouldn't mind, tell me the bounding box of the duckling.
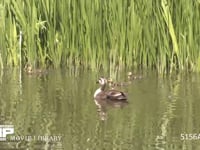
[94,77,127,100]
[107,78,115,88]
[107,78,129,89]
[24,64,33,74]
[128,72,142,80]
[128,72,135,80]
[24,64,47,75]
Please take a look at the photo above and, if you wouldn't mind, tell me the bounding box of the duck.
[24,64,33,74]
[127,72,142,80]
[107,78,129,89]
[24,63,47,75]
[127,72,136,80]
[94,77,127,100]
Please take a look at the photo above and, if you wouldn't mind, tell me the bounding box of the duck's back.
[105,90,127,100]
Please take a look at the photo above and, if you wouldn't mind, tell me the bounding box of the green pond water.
[0,68,200,150]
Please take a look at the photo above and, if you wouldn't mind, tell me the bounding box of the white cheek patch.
[99,78,106,84]
[102,80,105,84]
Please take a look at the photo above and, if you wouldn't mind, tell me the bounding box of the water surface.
[0,69,200,149]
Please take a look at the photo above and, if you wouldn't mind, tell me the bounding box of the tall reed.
[0,0,199,73]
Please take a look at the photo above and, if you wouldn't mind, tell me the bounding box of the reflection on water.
[0,69,200,149]
[155,75,180,150]
[94,99,128,121]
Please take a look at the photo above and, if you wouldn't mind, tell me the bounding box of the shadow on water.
[0,69,200,149]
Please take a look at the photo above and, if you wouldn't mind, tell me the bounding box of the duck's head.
[128,72,132,77]
[97,77,107,85]
[128,72,133,80]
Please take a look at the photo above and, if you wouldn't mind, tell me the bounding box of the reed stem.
[0,0,199,73]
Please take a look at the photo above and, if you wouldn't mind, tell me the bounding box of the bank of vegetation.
[0,0,199,73]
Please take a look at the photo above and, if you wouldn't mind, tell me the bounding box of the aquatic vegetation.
[0,0,199,73]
